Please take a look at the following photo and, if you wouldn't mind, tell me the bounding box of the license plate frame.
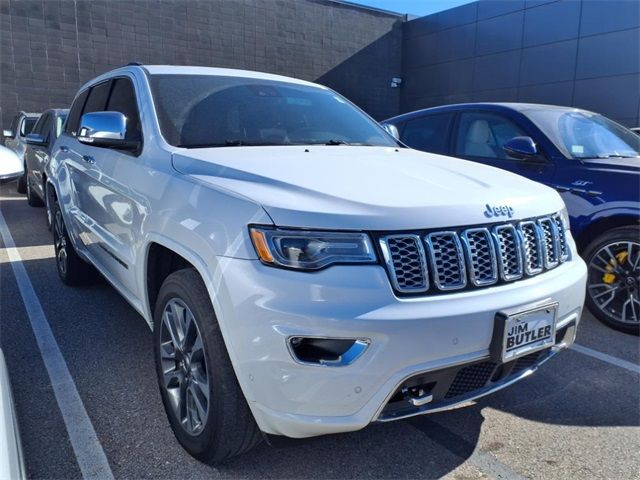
[491,302,558,363]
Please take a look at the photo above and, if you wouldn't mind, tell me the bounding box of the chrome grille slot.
[379,213,570,296]
[461,228,497,286]
[519,221,543,275]
[425,232,466,290]
[493,225,523,281]
[538,217,560,268]
[379,235,429,293]
[552,215,569,262]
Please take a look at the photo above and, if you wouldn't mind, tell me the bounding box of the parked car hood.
[0,146,23,180]
[172,146,565,230]
[580,156,640,173]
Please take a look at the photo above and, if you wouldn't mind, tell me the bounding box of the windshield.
[149,74,397,148]
[55,113,68,138]
[526,109,639,159]
[21,118,38,137]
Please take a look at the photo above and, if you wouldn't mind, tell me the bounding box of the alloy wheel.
[588,241,640,324]
[53,209,68,276]
[160,298,210,436]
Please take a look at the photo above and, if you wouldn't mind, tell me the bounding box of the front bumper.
[0,171,22,184]
[213,252,587,438]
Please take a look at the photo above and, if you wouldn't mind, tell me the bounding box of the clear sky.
[348,0,475,16]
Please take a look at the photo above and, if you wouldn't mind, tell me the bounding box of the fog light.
[288,337,369,366]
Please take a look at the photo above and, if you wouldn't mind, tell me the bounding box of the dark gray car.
[24,109,68,225]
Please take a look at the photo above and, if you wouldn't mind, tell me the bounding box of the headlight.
[249,226,377,270]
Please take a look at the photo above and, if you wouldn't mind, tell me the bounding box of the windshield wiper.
[178,140,279,148]
[578,154,639,159]
[324,139,350,146]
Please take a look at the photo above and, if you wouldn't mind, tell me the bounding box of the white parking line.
[572,344,640,375]
[0,210,114,480]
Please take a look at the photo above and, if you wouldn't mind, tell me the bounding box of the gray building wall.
[401,0,640,127]
[0,0,403,128]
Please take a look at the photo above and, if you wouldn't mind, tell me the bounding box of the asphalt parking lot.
[0,181,638,480]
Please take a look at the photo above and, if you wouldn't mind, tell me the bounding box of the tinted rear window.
[399,113,453,154]
[21,117,38,136]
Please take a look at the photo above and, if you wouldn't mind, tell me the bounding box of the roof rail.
[127,61,143,66]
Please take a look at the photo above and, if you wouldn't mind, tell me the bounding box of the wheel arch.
[142,236,216,329]
[575,213,640,252]
[142,237,255,401]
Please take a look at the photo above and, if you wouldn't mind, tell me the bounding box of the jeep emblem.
[484,204,514,218]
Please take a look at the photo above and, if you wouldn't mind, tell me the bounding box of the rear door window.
[400,113,454,154]
[21,117,38,137]
[31,114,49,137]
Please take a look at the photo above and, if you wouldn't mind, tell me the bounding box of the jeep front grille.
[379,214,569,295]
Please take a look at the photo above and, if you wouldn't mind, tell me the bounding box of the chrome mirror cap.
[78,111,127,145]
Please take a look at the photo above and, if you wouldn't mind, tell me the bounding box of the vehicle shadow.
[218,411,486,479]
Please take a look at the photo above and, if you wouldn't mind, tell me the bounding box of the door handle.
[82,155,95,164]
[59,145,69,153]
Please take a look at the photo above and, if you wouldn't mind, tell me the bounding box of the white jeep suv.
[46,65,587,463]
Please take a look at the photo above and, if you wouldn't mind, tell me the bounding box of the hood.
[0,145,23,177]
[172,146,565,230]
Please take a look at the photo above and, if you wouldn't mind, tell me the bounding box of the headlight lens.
[249,226,377,270]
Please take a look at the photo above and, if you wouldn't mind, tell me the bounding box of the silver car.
[3,111,40,193]
[24,109,69,226]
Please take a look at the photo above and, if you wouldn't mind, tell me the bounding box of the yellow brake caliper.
[603,251,628,284]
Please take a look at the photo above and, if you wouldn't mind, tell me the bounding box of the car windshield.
[149,74,397,148]
[526,109,640,159]
[55,114,68,138]
[21,118,38,136]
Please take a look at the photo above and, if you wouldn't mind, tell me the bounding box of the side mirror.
[382,123,400,140]
[78,111,138,150]
[26,133,47,146]
[503,136,537,159]
[3,129,15,139]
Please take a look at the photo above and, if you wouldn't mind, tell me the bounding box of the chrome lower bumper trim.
[375,317,577,423]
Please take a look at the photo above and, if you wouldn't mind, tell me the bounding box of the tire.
[51,199,97,286]
[26,174,44,207]
[16,168,26,194]
[153,269,262,463]
[45,186,52,231]
[583,226,640,335]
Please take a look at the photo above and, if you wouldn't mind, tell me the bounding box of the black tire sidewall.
[583,226,640,335]
[52,201,70,282]
[153,270,225,460]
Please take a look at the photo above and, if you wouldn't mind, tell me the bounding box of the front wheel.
[153,269,262,463]
[584,226,640,335]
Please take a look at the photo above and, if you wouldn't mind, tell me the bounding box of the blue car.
[384,103,640,334]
